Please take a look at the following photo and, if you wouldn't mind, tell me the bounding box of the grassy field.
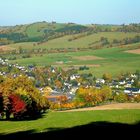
[9,32,140,50]
[0,109,140,135]
[2,30,139,77]
[10,45,140,77]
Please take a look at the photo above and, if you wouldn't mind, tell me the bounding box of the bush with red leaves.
[9,94,26,114]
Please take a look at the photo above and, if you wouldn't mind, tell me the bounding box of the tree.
[133,79,140,88]
[55,79,63,89]
[99,86,112,102]
[114,93,128,103]
[0,75,4,83]
[9,94,26,119]
[100,37,109,46]
[103,73,112,82]
[135,70,140,80]
[58,95,68,105]
[0,75,50,120]
[43,86,52,96]
[134,95,140,102]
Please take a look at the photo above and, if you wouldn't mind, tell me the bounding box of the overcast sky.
[0,0,140,25]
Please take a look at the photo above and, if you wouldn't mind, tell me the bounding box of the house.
[124,88,140,95]
[131,74,137,78]
[64,82,72,89]
[96,79,105,84]
[52,69,55,73]
[45,90,65,102]
[111,80,119,88]
[70,74,80,80]
[119,80,126,85]
[46,96,60,102]
[131,79,134,83]
[95,83,101,89]
[124,81,132,88]
[69,87,78,95]
[70,75,76,80]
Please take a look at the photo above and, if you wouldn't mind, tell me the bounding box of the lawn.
[0,109,140,135]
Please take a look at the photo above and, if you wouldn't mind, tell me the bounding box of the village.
[1,0,140,137]
[0,57,140,104]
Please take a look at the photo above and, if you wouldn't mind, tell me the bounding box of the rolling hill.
[0,22,140,77]
[0,22,140,44]
[0,21,89,43]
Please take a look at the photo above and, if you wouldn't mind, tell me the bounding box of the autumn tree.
[99,86,112,102]
[58,95,68,104]
[103,73,112,82]
[134,95,140,102]
[114,93,128,103]
[55,79,63,89]
[0,75,49,120]
[9,94,26,119]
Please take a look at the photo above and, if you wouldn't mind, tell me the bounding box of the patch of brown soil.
[73,64,100,67]
[73,55,104,61]
[55,61,64,64]
[0,45,15,51]
[125,49,140,54]
[59,103,140,112]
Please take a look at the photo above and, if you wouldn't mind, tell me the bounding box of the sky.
[0,0,140,26]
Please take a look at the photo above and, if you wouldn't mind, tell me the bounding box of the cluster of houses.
[95,74,140,95]
[0,58,140,103]
[44,73,140,102]
[0,58,34,77]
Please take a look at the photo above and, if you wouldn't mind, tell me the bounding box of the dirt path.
[59,103,140,112]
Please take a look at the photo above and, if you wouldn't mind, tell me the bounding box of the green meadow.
[9,32,140,50]
[0,110,140,135]
[10,45,140,77]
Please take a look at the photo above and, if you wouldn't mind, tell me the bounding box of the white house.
[124,88,140,95]
[131,74,137,78]
[69,87,78,95]
[96,79,105,84]
[70,74,80,80]
[119,80,126,85]
[124,81,132,88]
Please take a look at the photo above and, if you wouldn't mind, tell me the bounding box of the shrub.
[114,93,128,103]
[134,95,140,102]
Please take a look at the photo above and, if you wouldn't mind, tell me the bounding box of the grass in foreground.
[0,109,140,135]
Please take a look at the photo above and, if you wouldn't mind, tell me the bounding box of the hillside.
[0,21,89,43]
[0,22,140,44]
[0,22,140,77]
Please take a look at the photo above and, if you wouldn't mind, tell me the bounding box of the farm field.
[0,28,139,77]
[0,108,140,139]
[9,44,140,77]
